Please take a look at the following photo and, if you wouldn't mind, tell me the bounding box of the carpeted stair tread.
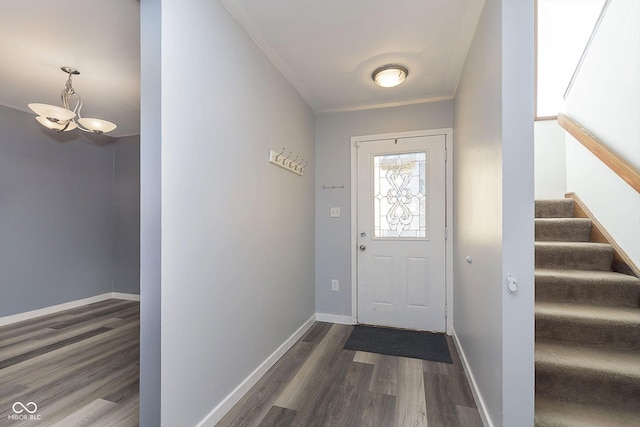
[534,198,640,424]
[535,268,640,307]
[535,242,613,271]
[536,341,640,382]
[535,302,640,349]
[535,396,640,427]
[536,341,640,410]
[535,199,575,219]
[535,218,591,242]
[536,302,640,323]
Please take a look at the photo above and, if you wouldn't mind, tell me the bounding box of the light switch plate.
[330,207,341,218]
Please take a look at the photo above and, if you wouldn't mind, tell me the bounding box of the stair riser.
[535,245,613,271]
[536,370,640,411]
[535,200,574,218]
[536,317,640,350]
[535,278,640,308]
[535,220,591,242]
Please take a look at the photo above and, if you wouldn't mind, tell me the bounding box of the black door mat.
[344,325,452,363]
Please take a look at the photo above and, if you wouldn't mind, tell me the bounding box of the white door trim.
[350,128,454,334]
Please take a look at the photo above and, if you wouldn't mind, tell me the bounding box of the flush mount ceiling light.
[28,66,117,134]
[371,64,409,88]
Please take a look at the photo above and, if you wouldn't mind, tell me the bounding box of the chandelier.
[28,66,117,134]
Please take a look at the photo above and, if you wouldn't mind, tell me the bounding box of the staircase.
[534,199,640,427]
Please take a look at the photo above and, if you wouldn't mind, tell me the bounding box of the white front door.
[356,134,447,331]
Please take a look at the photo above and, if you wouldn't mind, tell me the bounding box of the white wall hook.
[269,149,306,176]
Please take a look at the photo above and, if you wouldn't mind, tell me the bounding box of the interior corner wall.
[452,0,504,423]
[500,0,535,424]
[314,101,453,317]
[139,0,162,425]
[159,1,315,425]
[454,0,535,424]
[113,135,141,294]
[0,105,114,317]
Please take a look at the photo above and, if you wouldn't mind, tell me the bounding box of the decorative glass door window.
[373,151,427,238]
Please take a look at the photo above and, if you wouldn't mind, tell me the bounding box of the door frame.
[350,128,454,334]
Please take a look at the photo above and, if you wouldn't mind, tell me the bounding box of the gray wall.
[315,101,453,316]
[453,0,534,425]
[139,0,161,424]
[157,1,315,425]
[453,1,503,420]
[113,136,141,294]
[0,105,139,317]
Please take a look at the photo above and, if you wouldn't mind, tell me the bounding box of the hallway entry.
[353,132,449,332]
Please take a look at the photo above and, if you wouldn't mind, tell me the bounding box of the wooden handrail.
[558,113,640,193]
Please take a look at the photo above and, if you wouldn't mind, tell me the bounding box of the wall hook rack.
[269,148,307,176]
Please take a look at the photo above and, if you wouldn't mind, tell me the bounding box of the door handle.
[359,244,366,251]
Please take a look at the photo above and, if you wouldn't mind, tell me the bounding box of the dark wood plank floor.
[0,299,139,426]
[217,323,483,427]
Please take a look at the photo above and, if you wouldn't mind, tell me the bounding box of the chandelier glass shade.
[28,66,117,134]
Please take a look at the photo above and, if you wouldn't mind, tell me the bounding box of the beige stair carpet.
[535,199,640,427]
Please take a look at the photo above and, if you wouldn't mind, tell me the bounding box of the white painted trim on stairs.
[452,327,494,427]
[195,314,317,427]
[315,313,356,324]
[0,292,141,327]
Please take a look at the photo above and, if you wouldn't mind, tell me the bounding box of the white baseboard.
[111,292,141,302]
[315,313,355,325]
[0,292,141,327]
[196,314,317,427]
[452,328,493,427]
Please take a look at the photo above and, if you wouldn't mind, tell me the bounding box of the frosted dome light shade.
[78,117,117,134]
[28,103,76,121]
[35,116,77,131]
[372,65,408,88]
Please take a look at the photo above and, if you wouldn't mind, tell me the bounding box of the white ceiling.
[220,0,484,112]
[0,0,140,138]
[0,1,483,137]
